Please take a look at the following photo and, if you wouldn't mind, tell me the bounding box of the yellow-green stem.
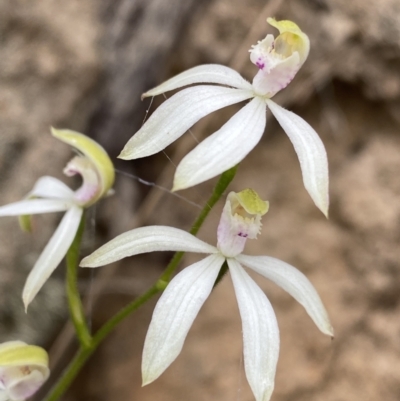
[66,212,92,349]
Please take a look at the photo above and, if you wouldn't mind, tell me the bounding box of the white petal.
[80,226,218,268]
[143,64,253,98]
[119,86,253,160]
[228,259,279,401]
[0,199,72,217]
[237,254,334,336]
[23,206,83,309]
[173,97,266,191]
[142,253,224,385]
[29,176,74,200]
[266,99,329,217]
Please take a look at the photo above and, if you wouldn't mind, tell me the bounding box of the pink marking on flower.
[256,59,265,70]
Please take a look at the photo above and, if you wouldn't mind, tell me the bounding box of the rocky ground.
[1,0,400,400]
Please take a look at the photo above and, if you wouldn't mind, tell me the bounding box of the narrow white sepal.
[266,99,329,217]
[143,64,253,98]
[22,206,83,310]
[142,253,224,385]
[29,176,75,200]
[237,254,334,336]
[0,199,72,217]
[119,86,253,160]
[80,226,218,268]
[173,97,266,191]
[228,259,279,401]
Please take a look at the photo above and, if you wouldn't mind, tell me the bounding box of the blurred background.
[1,0,400,400]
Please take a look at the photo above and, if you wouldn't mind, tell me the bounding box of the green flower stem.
[43,166,237,401]
[66,211,92,349]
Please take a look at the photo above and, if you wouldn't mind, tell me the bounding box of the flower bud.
[51,128,115,206]
[0,341,49,401]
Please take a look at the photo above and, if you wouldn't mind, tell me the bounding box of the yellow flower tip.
[171,179,185,193]
[141,371,156,387]
[79,255,92,268]
[22,295,30,314]
[51,128,115,202]
[267,17,302,34]
[141,378,151,387]
[318,195,329,219]
[266,17,310,65]
[117,149,130,160]
[236,189,269,216]
[0,342,49,371]
[18,214,33,233]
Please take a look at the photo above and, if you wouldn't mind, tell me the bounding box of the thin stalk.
[42,286,158,401]
[66,212,92,349]
[43,166,238,401]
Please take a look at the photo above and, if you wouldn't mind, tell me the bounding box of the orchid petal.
[237,254,334,336]
[80,226,218,268]
[142,253,224,385]
[142,64,252,98]
[23,206,83,309]
[173,97,266,191]
[0,199,72,217]
[266,99,329,217]
[119,86,253,160]
[228,259,279,401]
[29,176,74,200]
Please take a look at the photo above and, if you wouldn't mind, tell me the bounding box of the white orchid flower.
[0,341,49,401]
[119,18,329,216]
[0,128,114,310]
[81,189,333,401]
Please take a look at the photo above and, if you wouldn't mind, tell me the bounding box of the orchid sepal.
[142,64,253,98]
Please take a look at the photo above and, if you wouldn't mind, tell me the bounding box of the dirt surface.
[1,0,400,401]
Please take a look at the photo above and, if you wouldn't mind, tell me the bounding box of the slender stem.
[43,166,238,401]
[92,285,160,346]
[42,348,92,401]
[42,286,158,401]
[66,212,92,349]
